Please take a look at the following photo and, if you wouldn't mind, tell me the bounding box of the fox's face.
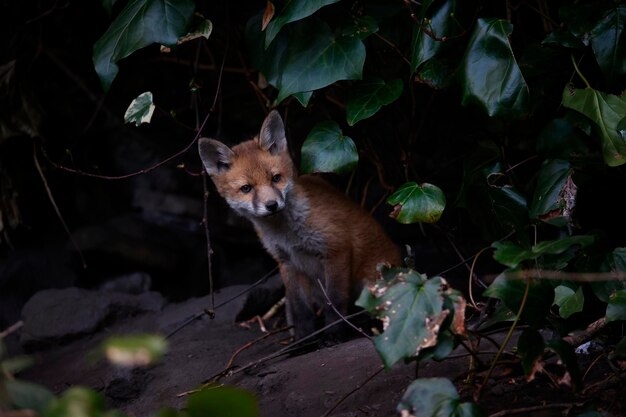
[198,111,295,218]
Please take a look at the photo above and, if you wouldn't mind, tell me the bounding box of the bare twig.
[221,311,369,379]
[403,0,470,43]
[316,279,371,340]
[0,321,24,339]
[563,317,607,347]
[33,142,86,268]
[165,266,278,339]
[488,402,584,417]
[200,326,292,387]
[320,365,385,417]
[475,276,531,401]
[201,172,215,317]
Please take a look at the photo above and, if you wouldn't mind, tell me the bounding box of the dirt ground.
[11,283,626,417]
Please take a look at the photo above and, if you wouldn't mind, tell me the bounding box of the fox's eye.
[240,184,252,193]
[271,174,282,183]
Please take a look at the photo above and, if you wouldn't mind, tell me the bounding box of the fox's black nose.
[266,200,279,212]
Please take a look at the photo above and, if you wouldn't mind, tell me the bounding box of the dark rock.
[20,287,165,349]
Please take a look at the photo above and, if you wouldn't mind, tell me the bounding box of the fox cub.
[198,111,401,340]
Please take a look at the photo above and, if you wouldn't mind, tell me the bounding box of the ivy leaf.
[410,0,472,74]
[124,92,155,126]
[45,387,113,417]
[606,289,626,322]
[292,91,313,107]
[542,29,586,49]
[186,386,259,417]
[341,15,379,40]
[491,241,532,269]
[274,20,365,103]
[263,0,339,47]
[562,87,626,167]
[300,121,358,174]
[102,333,168,367]
[356,271,454,368]
[492,235,595,268]
[398,378,485,417]
[5,379,55,414]
[346,78,403,126]
[554,284,584,319]
[167,14,212,49]
[589,4,626,84]
[387,182,445,224]
[483,273,554,327]
[415,58,455,89]
[93,0,195,91]
[529,159,577,228]
[460,18,530,119]
[536,119,589,159]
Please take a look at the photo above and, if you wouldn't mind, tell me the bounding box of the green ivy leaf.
[186,386,259,417]
[263,0,339,47]
[300,121,358,174]
[5,379,55,415]
[44,387,118,417]
[415,58,455,89]
[292,91,313,107]
[397,378,485,417]
[356,271,452,368]
[93,0,195,91]
[492,235,595,268]
[341,15,379,40]
[346,78,403,126]
[102,333,168,367]
[562,87,626,167]
[529,159,576,228]
[588,4,626,84]
[554,284,584,319]
[387,182,446,224]
[536,119,589,159]
[460,18,530,119]
[174,13,213,47]
[274,20,365,103]
[541,29,586,49]
[411,0,463,72]
[124,92,155,126]
[606,289,626,322]
[491,241,532,269]
[483,273,554,327]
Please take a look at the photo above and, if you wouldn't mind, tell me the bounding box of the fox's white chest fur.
[251,188,326,281]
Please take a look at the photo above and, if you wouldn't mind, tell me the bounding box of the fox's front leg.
[279,263,316,340]
[320,253,352,340]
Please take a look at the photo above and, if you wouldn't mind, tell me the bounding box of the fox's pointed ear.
[258,110,287,155]
[198,138,234,175]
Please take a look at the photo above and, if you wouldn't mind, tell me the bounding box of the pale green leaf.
[387,182,445,224]
[124,92,155,126]
[562,87,626,167]
[346,78,403,126]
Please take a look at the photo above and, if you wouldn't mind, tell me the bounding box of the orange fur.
[199,111,401,340]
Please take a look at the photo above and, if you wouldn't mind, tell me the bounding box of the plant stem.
[570,54,591,88]
[475,276,531,401]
